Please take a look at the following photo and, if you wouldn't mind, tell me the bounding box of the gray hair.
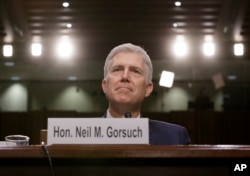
[103,43,153,84]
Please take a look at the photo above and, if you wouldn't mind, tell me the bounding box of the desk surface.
[1,144,250,158]
[1,145,250,176]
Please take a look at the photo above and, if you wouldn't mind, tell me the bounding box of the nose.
[121,68,130,82]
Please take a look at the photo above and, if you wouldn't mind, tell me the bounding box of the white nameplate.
[47,118,149,145]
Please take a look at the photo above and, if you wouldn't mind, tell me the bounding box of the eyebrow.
[111,65,143,71]
[130,66,144,72]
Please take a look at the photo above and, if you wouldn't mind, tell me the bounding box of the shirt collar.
[106,109,140,118]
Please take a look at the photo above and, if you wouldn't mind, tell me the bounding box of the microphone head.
[124,112,132,118]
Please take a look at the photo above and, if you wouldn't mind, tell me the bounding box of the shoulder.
[149,119,185,131]
[149,119,191,145]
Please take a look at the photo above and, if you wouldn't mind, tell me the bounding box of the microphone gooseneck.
[41,141,54,176]
[124,112,132,118]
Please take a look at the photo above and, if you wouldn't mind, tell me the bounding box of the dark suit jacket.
[149,119,191,145]
[103,113,191,145]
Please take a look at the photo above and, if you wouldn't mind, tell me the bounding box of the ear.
[145,82,153,97]
[102,79,107,94]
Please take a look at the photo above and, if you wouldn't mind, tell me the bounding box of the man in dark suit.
[102,43,191,145]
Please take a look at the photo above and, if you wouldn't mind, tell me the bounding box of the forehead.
[111,52,144,67]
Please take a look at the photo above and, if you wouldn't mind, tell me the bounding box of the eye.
[111,67,121,72]
[132,68,142,74]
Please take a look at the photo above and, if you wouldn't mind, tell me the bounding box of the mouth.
[116,86,133,92]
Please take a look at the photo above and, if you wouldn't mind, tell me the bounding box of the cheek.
[135,83,146,93]
[137,83,151,96]
[104,79,116,93]
[109,76,121,86]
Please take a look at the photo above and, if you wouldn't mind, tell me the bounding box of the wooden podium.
[0,145,250,176]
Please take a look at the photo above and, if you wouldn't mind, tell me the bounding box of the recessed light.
[11,76,20,81]
[68,76,77,81]
[4,61,15,67]
[175,1,182,7]
[66,23,72,28]
[3,44,13,57]
[227,75,237,80]
[159,71,175,88]
[31,43,42,56]
[62,2,70,8]
[173,23,178,27]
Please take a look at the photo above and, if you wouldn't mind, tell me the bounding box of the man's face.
[102,52,153,107]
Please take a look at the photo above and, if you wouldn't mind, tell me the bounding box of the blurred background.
[0,0,249,145]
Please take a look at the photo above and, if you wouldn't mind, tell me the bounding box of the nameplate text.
[47,118,149,145]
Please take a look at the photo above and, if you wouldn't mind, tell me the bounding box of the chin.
[115,98,132,104]
[118,99,131,103]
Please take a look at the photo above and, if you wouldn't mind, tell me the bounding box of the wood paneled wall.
[0,110,249,145]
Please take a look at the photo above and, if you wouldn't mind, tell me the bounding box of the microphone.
[41,141,54,176]
[124,112,132,118]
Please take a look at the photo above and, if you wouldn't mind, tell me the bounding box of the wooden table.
[0,145,250,176]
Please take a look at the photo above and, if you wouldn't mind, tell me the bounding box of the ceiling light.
[66,23,72,28]
[3,44,13,57]
[173,23,178,27]
[234,43,244,56]
[31,43,42,56]
[62,2,70,8]
[204,35,213,42]
[175,1,182,7]
[68,76,78,81]
[202,42,215,56]
[172,35,188,58]
[202,35,215,57]
[159,71,175,88]
[56,36,74,60]
[227,75,237,80]
[4,61,15,67]
[11,76,20,81]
